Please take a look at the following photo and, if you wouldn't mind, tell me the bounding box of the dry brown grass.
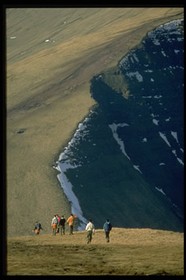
[6,8,184,237]
[6,228,183,275]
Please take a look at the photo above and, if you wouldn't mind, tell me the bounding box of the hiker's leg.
[69,225,72,234]
[105,231,107,239]
[70,225,73,234]
[63,226,65,234]
[107,232,110,242]
[90,232,92,242]
[87,231,91,243]
[53,225,57,235]
[106,231,109,242]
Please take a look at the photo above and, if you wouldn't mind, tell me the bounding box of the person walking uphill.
[51,215,58,235]
[67,213,77,235]
[103,219,112,242]
[85,219,95,244]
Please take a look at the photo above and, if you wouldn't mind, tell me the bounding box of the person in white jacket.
[85,219,95,244]
[51,215,58,235]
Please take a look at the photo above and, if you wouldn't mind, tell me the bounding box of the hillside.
[6,8,184,237]
[6,228,183,275]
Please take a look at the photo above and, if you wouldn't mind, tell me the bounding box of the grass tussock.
[7,228,183,275]
[100,67,130,98]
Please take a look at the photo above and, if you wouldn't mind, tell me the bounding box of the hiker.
[51,215,58,235]
[67,213,77,235]
[59,215,66,235]
[56,214,61,234]
[103,219,112,242]
[33,221,43,235]
[85,219,95,244]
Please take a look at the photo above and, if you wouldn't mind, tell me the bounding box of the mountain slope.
[6,8,184,237]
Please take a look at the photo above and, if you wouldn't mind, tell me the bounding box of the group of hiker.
[33,213,78,236]
[51,213,77,235]
[33,214,112,243]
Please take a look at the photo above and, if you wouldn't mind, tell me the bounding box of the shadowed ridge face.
[56,19,183,232]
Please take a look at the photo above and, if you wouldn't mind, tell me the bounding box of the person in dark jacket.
[59,215,66,235]
[103,219,112,242]
[33,221,43,235]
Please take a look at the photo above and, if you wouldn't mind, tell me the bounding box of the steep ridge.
[56,19,184,231]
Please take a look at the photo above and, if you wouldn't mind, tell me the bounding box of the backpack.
[108,222,112,231]
[35,223,41,229]
[60,218,66,226]
[104,222,112,231]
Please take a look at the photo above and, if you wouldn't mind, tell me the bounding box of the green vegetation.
[101,66,130,98]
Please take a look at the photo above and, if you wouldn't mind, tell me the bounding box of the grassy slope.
[6,228,183,275]
[6,8,184,237]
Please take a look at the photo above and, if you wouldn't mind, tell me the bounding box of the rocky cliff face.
[61,19,184,231]
[98,19,184,217]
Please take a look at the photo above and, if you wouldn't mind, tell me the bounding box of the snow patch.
[109,123,130,161]
[153,119,159,126]
[126,71,143,82]
[159,132,171,147]
[133,165,142,174]
[171,131,179,144]
[155,187,166,196]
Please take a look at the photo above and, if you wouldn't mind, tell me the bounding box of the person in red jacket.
[67,213,77,235]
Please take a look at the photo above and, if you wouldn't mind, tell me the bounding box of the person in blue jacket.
[103,219,112,242]
[33,221,43,235]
